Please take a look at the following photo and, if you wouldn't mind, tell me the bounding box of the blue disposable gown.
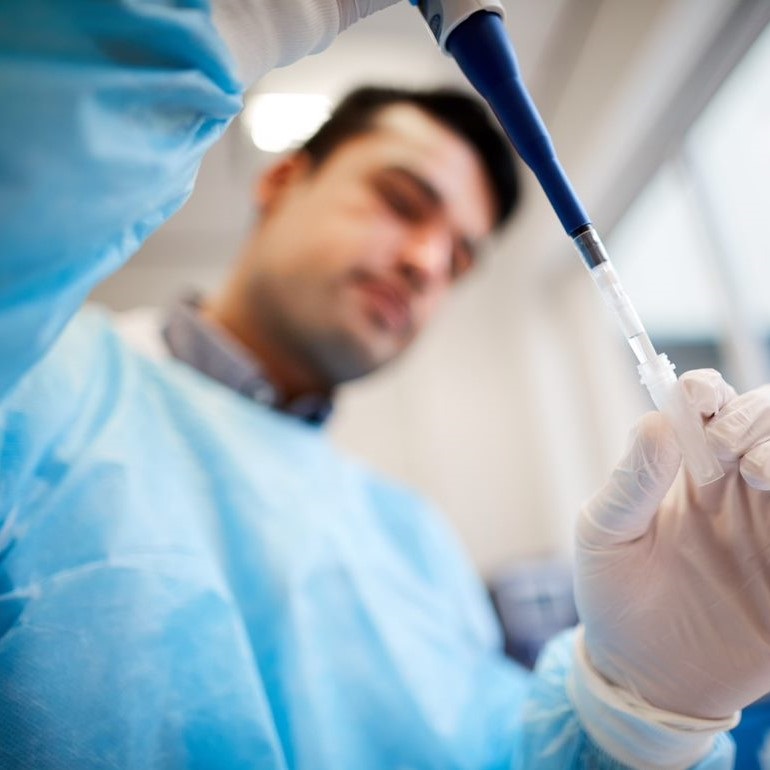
[0,1,734,768]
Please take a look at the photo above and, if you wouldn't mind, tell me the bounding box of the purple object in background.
[488,556,578,670]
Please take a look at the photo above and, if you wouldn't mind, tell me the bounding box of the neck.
[200,296,332,404]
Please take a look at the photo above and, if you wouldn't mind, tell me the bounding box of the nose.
[396,225,452,294]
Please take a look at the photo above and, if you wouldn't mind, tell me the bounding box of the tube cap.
[639,354,724,486]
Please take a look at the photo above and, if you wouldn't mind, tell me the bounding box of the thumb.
[578,412,682,548]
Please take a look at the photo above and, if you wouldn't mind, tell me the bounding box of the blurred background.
[92,0,770,578]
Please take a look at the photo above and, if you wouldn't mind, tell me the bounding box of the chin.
[314,329,400,386]
[328,347,388,384]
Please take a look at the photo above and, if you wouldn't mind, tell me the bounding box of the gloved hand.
[574,369,770,724]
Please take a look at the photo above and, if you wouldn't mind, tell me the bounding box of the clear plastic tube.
[588,262,657,365]
[572,227,724,486]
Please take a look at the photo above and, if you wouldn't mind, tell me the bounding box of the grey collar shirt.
[163,297,333,427]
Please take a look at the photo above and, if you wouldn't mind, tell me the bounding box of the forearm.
[0,0,353,400]
[0,0,238,398]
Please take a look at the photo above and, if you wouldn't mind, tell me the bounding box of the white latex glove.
[211,0,401,85]
[571,370,770,767]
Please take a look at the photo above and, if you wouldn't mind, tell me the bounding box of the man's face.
[246,103,497,386]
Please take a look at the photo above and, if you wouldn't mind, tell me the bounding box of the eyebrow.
[379,165,443,209]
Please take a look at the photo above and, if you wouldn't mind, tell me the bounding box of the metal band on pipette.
[572,225,608,269]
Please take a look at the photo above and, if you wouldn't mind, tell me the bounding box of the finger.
[680,369,737,418]
[739,439,770,491]
[706,385,770,462]
[577,412,682,548]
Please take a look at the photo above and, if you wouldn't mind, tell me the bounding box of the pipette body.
[410,0,724,485]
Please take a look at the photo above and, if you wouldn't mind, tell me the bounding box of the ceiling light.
[242,93,332,154]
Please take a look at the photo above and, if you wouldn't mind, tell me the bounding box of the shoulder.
[0,307,138,501]
[2,305,172,443]
[11,306,125,405]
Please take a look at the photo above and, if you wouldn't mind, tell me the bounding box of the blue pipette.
[411,0,724,485]
[410,1,589,236]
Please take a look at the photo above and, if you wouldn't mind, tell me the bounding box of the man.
[127,87,515,409]
[1,1,769,769]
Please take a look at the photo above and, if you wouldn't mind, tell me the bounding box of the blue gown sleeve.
[0,0,243,400]
[519,631,736,769]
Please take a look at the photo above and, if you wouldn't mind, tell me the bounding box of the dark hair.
[299,86,519,229]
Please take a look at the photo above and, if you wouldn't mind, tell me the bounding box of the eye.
[450,241,475,279]
[374,178,430,223]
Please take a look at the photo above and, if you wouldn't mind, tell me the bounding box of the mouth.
[353,276,412,336]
